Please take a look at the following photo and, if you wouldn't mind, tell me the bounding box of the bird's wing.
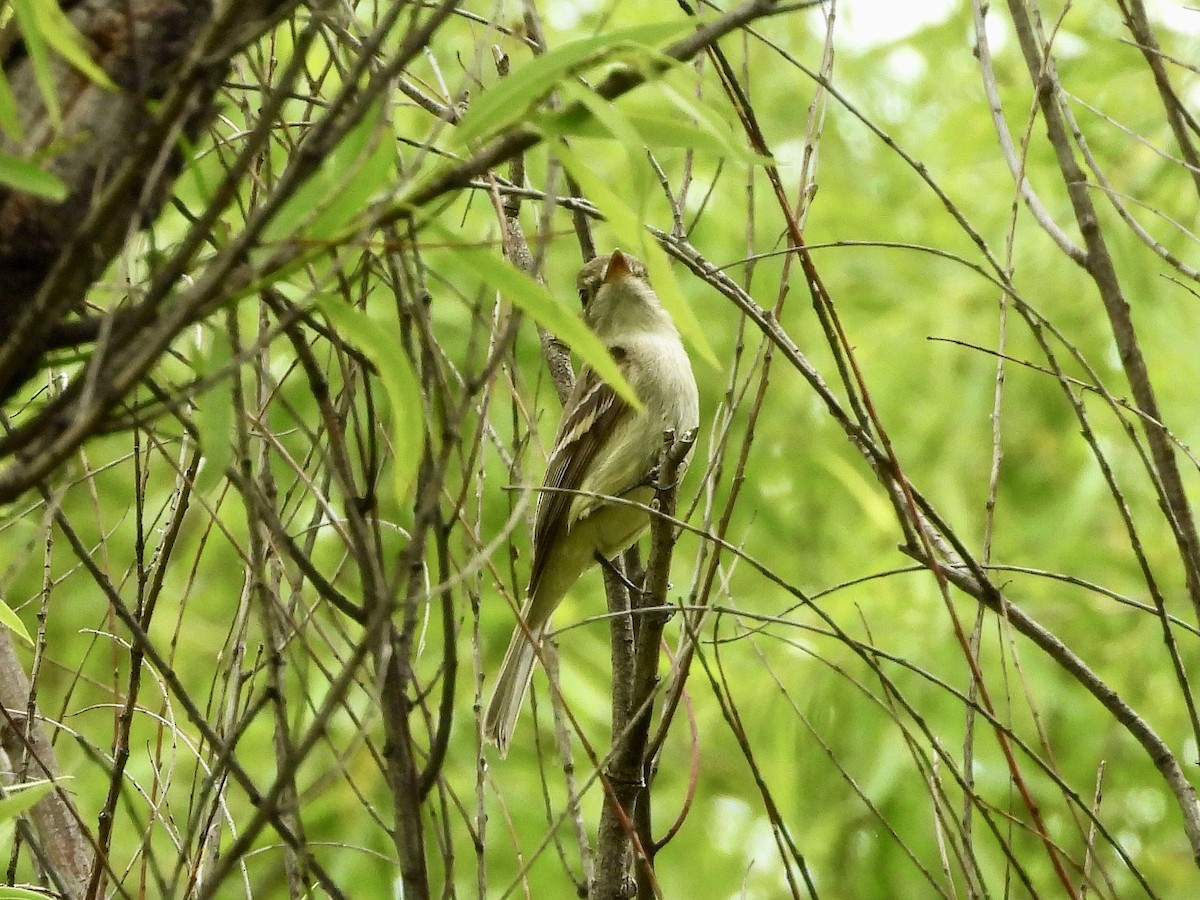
[528,358,634,599]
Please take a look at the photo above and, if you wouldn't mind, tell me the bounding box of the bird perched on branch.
[484,249,700,756]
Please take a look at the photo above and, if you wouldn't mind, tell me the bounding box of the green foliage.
[0,153,66,199]
[264,101,397,243]
[0,886,58,899]
[7,0,114,126]
[317,295,424,502]
[0,71,19,136]
[451,19,695,147]
[0,781,56,823]
[433,227,642,407]
[0,597,31,645]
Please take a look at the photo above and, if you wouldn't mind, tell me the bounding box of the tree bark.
[0,629,91,898]
[0,0,293,398]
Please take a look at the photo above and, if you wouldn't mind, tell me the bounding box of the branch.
[391,0,785,217]
[593,429,694,900]
[1005,0,1200,625]
[0,0,304,399]
[0,630,91,898]
[631,429,695,898]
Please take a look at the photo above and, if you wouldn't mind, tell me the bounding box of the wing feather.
[528,361,632,599]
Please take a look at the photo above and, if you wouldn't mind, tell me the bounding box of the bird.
[483,249,700,756]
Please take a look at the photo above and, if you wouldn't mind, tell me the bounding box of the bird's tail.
[483,614,547,757]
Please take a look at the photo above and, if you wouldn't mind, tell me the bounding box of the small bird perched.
[483,249,700,756]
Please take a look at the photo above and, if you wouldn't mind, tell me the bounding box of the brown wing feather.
[528,360,632,599]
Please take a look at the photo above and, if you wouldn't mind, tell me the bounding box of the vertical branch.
[592,559,638,900]
[87,431,149,900]
[593,430,694,900]
[88,443,202,898]
[275,302,428,896]
[382,279,438,900]
[0,629,91,898]
[969,0,1023,874]
[1005,0,1200,624]
[1115,0,1200,198]
[631,430,695,898]
[237,301,311,894]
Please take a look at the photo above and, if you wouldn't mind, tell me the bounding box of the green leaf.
[818,451,894,532]
[0,72,21,138]
[539,107,742,158]
[552,88,717,366]
[0,154,67,201]
[9,0,116,128]
[266,101,395,243]
[10,0,61,124]
[30,0,116,90]
[0,781,58,823]
[452,19,694,148]
[654,82,767,165]
[306,127,395,240]
[0,885,58,899]
[0,599,32,646]
[430,226,640,409]
[551,136,718,367]
[640,245,717,366]
[567,83,654,197]
[316,299,423,504]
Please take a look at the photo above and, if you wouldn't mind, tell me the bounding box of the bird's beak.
[603,249,631,284]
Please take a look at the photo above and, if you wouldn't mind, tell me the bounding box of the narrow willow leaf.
[266,101,394,242]
[305,128,394,239]
[552,137,718,367]
[452,19,693,148]
[540,107,742,158]
[819,451,894,531]
[9,0,115,129]
[0,599,32,646]
[0,885,59,899]
[0,154,67,200]
[556,89,717,365]
[31,0,116,90]
[567,84,653,197]
[0,72,20,137]
[9,0,61,124]
[0,781,58,822]
[174,133,214,210]
[430,227,640,410]
[192,338,236,495]
[316,299,423,504]
[654,83,766,165]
